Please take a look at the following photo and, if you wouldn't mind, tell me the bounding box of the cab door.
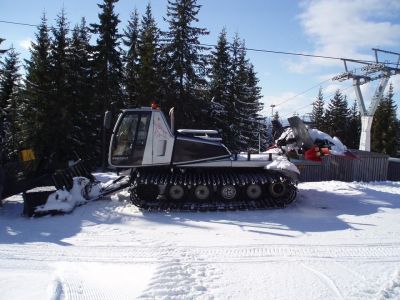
[148,110,175,165]
[109,111,151,167]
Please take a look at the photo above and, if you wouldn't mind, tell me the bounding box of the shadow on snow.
[1,182,399,245]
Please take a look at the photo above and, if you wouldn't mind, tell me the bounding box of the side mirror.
[104,111,113,130]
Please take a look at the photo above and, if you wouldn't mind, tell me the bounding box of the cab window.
[111,112,151,165]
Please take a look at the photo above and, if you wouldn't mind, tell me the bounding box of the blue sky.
[1,0,400,118]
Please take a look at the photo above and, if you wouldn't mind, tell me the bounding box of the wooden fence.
[293,150,397,182]
[388,158,400,181]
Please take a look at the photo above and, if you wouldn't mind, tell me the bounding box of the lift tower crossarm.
[332,49,400,151]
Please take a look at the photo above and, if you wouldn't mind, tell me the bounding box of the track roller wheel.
[194,185,211,201]
[130,190,143,207]
[246,184,262,200]
[268,181,287,199]
[136,184,159,201]
[166,184,186,201]
[220,185,237,200]
[283,184,297,205]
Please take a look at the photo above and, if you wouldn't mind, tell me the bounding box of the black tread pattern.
[130,168,297,212]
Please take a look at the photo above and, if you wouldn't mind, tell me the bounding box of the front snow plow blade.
[51,159,96,191]
[22,159,97,217]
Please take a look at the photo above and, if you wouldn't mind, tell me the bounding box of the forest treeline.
[308,86,399,156]
[0,0,399,167]
[0,0,267,166]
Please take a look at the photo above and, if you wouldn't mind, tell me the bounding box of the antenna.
[332,49,400,151]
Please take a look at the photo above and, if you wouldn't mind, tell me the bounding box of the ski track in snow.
[300,263,344,300]
[1,179,400,299]
[2,243,400,265]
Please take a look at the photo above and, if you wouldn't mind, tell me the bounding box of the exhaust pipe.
[169,107,175,132]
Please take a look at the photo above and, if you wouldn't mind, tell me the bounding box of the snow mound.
[266,156,300,174]
[276,126,348,156]
[308,128,347,155]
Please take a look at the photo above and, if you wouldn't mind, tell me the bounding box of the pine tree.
[22,13,53,158]
[163,0,209,128]
[271,111,283,142]
[67,18,97,160]
[0,47,21,161]
[48,9,71,161]
[91,0,124,112]
[229,36,263,152]
[396,119,400,157]
[226,34,243,151]
[245,64,264,151]
[0,38,7,55]
[136,3,161,106]
[91,0,124,167]
[209,28,232,144]
[324,90,349,143]
[346,100,361,149]
[122,8,140,106]
[371,84,398,156]
[311,87,325,130]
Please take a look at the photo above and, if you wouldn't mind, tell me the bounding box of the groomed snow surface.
[1,173,400,300]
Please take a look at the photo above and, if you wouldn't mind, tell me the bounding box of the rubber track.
[129,168,297,212]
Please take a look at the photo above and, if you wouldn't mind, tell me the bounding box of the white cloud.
[19,38,32,50]
[288,0,400,73]
[300,0,400,55]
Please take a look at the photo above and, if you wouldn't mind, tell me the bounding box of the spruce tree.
[311,88,325,130]
[271,111,283,142]
[396,119,400,157]
[91,0,123,167]
[122,8,140,106]
[346,100,361,149]
[226,34,243,151]
[163,0,209,128]
[0,38,7,55]
[228,36,263,152]
[22,13,52,158]
[136,3,161,106]
[91,0,123,113]
[324,90,349,143]
[67,18,97,160]
[245,64,264,151]
[209,28,232,144]
[0,47,21,161]
[371,84,398,156]
[48,9,71,161]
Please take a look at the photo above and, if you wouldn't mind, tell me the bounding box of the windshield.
[111,111,151,166]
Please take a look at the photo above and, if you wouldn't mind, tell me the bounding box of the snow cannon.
[284,116,358,162]
[105,107,299,211]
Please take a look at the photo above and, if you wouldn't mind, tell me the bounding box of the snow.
[276,126,348,155]
[1,173,400,299]
[266,155,300,174]
[308,128,348,155]
[35,177,95,213]
[236,153,300,174]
